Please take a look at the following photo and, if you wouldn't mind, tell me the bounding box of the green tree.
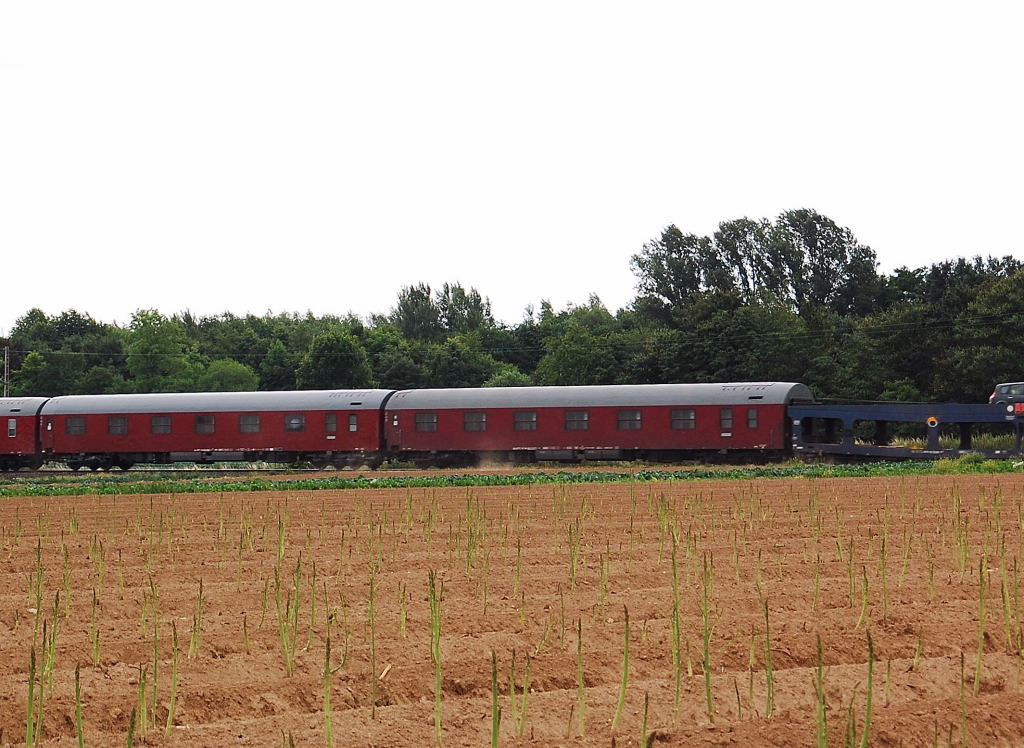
[81,330,128,373]
[8,308,128,394]
[373,344,431,390]
[834,304,940,400]
[933,269,1024,402]
[688,304,813,384]
[9,308,60,352]
[187,312,268,366]
[197,359,260,391]
[126,310,202,392]
[425,336,500,388]
[51,309,106,341]
[631,210,881,323]
[919,256,1023,310]
[296,330,375,390]
[8,309,62,376]
[390,284,444,342]
[259,339,297,390]
[611,325,676,384]
[530,296,626,386]
[500,308,545,378]
[483,364,531,387]
[11,351,78,396]
[713,217,791,304]
[630,227,713,313]
[534,321,621,386]
[75,366,126,394]
[773,209,880,317]
[878,377,925,402]
[436,283,495,334]
[363,324,430,390]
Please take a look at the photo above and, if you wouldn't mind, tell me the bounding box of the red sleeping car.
[0,397,48,470]
[38,390,393,470]
[383,382,811,464]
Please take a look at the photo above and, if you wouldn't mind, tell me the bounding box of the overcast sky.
[2,2,1022,337]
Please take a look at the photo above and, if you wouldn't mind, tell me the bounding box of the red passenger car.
[0,397,48,470]
[38,390,393,470]
[383,382,813,464]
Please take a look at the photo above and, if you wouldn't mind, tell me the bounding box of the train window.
[348,414,358,432]
[671,409,696,430]
[720,408,734,430]
[240,414,261,433]
[415,413,438,432]
[151,416,171,435]
[464,412,487,432]
[285,414,306,433]
[617,410,641,430]
[67,417,86,436]
[747,408,758,429]
[195,415,216,434]
[108,416,129,435]
[565,410,589,431]
[325,414,337,433]
[7,418,15,438]
[514,411,537,431]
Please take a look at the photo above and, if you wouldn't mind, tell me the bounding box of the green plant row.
[1,455,1020,498]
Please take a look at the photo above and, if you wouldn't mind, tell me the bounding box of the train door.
[388,411,402,451]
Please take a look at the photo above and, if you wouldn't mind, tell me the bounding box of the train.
[4,380,1022,471]
[0,382,813,471]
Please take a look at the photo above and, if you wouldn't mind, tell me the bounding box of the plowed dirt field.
[2,473,1023,746]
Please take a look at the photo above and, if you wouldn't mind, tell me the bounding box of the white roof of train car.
[39,390,394,415]
[386,382,813,410]
[1,397,50,414]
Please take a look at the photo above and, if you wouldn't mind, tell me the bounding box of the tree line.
[4,209,1022,403]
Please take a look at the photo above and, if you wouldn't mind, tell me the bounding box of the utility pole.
[3,345,8,398]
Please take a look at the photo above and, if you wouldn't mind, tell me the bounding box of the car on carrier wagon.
[990,382,1024,408]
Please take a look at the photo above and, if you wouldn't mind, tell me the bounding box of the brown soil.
[1,474,1023,746]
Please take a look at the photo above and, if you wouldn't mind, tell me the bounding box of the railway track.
[1,463,702,480]
[2,467,362,479]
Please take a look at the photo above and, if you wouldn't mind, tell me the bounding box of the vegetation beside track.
[1,455,1021,498]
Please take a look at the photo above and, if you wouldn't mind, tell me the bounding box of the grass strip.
[3,458,1021,497]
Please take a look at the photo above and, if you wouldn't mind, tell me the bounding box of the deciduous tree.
[197,359,259,391]
[126,310,202,392]
[296,330,375,390]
